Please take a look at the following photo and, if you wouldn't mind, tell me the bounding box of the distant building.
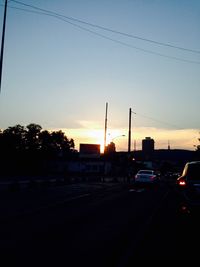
[142,137,155,153]
[105,142,116,154]
[142,137,155,159]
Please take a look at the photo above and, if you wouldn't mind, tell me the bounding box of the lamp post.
[111,134,126,142]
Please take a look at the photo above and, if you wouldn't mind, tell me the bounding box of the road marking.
[129,188,145,192]
[64,193,91,202]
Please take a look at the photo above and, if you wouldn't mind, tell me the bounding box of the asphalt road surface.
[0,180,199,266]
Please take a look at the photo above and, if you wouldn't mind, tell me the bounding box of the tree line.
[0,123,76,176]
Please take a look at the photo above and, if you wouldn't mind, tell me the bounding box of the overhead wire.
[9,0,200,55]
[2,1,200,64]
[133,111,185,130]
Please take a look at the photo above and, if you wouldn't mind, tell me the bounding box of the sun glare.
[62,128,105,153]
[88,129,105,153]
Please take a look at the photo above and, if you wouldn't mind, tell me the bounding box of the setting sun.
[87,129,105,153]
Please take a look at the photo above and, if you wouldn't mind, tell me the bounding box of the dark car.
[176,161,200,213]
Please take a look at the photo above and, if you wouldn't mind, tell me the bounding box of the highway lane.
[0,182,120,219]
[0,181,177,267]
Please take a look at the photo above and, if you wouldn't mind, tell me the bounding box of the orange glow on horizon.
[53,126,198,152]
[61,128,105,153]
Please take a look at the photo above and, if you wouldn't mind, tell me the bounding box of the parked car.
[176,161,200,213]
[134,169,159,185]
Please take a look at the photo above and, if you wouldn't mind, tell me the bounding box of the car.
[176,161,200,213]
[134,169,159,185]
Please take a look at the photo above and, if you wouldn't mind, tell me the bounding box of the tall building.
[142,137,155,157]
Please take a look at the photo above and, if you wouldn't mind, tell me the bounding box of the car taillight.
[178,179,186,186]
[150,175,156,180]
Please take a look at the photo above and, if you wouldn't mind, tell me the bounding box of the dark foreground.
[0,179,199,266]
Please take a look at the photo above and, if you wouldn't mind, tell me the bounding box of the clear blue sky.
[0,0,199,151]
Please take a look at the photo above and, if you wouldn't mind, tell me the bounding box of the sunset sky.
[0,0,199,152]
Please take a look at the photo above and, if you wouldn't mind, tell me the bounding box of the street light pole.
[0,0,8,93]
[111,134,126,142]
[111,134,125,151]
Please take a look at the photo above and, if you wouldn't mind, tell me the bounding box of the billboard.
[79,144,101,158]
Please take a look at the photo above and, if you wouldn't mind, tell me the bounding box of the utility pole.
[128,108,132,154]
[127,108,136,183]
[102,102,108,182]
[128,108,136,154]
[104,102,108,154]
[0,0,8,93]
[126,107,132,183]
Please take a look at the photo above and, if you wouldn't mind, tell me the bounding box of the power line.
[10,0,200,54]
[4,3,200,65]
[134,111,185,130]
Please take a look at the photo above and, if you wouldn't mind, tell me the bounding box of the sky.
[0,0,199,152]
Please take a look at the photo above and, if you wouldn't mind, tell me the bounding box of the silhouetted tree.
[38,129,74,158]
[195,132,200,160]
[39,130,53,158]
[0,125,27,175]
[0,123,76,176]
[26,123,42,151]
[50,130,75,157]
[2,124,26,151]
[197,132,200,151]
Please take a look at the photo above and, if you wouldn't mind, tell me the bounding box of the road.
[0,179,199,266]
